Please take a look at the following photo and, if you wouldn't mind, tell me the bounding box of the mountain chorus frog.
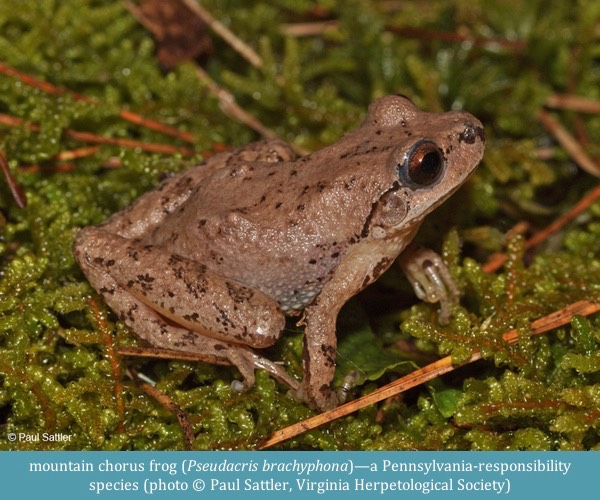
[73,95,485,411]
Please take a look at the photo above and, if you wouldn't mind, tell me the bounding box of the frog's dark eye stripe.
[398,140,445,188]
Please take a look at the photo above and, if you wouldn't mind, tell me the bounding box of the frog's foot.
[336,370,362,404]
[227,349,300,393]
[398,245,459,324]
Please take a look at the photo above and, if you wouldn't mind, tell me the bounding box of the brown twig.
[505,221,530,240]
[0,113,26,128]
[483,184,600,273]
[128,367,195,450]
[194,67,276,139]
[387,26,527,50]
[117,345,231,365]
[0,113,194,156]
[546,94,600,115]
[260,300,600,448]
[54,146,102,161]
[0,148,27,208]
[281,21,339,37]
[19,164,76,174]
[0,61,90,100]
[281,21,528,51]
[21,154,124,173]
[180,0,263,68]
[195,67,308,156]
[118,109,195,143]
[87,297,125,434]
[537,109,600,176]
[64,128,194,156]
[0,61,195,143]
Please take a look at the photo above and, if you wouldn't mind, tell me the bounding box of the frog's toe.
[336,370,362,404]
[231,379,251,393]
[225,349,257,392]
[399,245,459,324]
[226,348,300,394]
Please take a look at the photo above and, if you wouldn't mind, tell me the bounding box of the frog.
[73,95,485,411]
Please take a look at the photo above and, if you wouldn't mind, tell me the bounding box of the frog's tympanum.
[74,95,485,411]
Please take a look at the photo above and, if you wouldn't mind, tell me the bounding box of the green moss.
[1,0,599,449]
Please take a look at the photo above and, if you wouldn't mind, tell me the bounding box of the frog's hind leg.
[84,270,298,392]
[75,229,299,392]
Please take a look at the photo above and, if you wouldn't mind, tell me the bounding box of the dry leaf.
[137,0,213,69]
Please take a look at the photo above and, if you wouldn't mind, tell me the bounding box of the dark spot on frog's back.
[361,274,372,289]
[372,257,392,280]
[183,330,197,344]
[183,312,200,323]
[168,254,184,265]
[158,171,175,183]
[175,175,194,188]
[459,123,485,144]
[126,303,138,322]
[226,282,254,303]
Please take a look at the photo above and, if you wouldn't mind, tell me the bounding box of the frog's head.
[358,94,485,242]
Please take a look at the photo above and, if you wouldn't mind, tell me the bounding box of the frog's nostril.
[459,123,485,144]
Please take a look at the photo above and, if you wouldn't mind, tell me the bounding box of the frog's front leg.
[398,243,459,324]
[295,244,397,411]
[73,227,299,392]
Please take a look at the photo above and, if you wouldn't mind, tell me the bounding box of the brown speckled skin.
[73,95,485,411]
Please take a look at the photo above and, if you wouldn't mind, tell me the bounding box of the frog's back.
[143,155,388,313]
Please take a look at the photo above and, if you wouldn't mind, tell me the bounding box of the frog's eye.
[399,140,445,188]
